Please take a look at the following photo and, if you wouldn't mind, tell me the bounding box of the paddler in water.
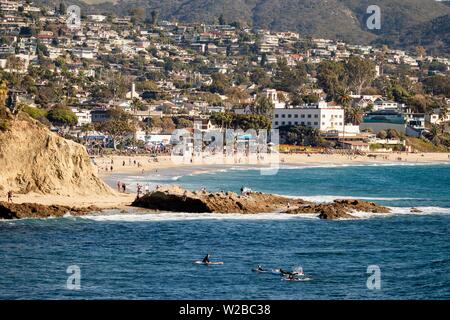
[202,254,210,264]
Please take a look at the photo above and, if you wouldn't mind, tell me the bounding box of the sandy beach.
[5,151,450,210]
[94,152,450,177]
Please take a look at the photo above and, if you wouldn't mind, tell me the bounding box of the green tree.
[47,106,77,127]
[345,56,376,95]
[253,96,274,116]
[95,108,137,149]
[377,130,388,139]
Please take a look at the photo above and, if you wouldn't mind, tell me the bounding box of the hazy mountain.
[374,14,450,56]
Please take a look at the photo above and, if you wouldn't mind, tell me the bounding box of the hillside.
[30,0,450,53]
[63,0,450,50]
[373,14,450,56]
[0,112,113,196]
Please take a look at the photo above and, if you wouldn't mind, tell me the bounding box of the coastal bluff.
[131,186,391,219]
[0,116,113,196]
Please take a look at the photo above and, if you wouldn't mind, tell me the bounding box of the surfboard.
[194,260,224,265]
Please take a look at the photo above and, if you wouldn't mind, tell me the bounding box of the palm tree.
[347,105,365,125]
[336,87,351,107]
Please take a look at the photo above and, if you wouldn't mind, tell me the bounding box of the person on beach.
[110,166,113,171]
[136,184,142,198]
[122,183,126,193]
[7,191,13,203]
[144,184,149,194]
[117,181,121,192]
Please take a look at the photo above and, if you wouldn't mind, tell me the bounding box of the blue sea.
[1,163,450,299]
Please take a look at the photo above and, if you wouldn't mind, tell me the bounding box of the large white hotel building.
[272,101,345,132]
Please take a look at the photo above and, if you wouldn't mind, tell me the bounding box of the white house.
[373,98,399,111]
[71,108,92,126]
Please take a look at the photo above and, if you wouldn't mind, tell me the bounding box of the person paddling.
[202,254,210,264]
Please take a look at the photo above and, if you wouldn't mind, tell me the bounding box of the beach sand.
[95,152,450,176]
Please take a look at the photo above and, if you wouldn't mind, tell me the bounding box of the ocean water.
[1,164,450,299]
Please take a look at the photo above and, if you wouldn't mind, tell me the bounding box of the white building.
[263,89,286,109]
[272,101,345,132]
[425,108,450,125]
[373,98,400,111]
[71,108,92,126]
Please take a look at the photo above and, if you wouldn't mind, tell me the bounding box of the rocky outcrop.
[131,186,391,219]
[132,185,310,213]
[0,201,100,219]
[286,199,391,219]
[0,116,113,196]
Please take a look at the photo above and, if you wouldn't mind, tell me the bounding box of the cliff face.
[0,116,113,196]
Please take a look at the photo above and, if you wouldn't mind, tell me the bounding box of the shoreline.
[3,152,450,212]
[96,152,450,178]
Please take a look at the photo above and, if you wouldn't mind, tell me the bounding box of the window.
[288,114,292,118]
[281,114,285,118]
[322,122,325,125]
[288,121,292,125]
[339,122,342,125]
[301,121,305,125]
[294,114,298,118]
[314,122,318,125]
[294,121,298,125]
[314,114,318,118]
[301,114,305,118]
[275,114,279,118]
[307,114,312,118]
[282,121,285,125]
[307,122,311,125]
[322,115,326,118]
[275,121,279,125]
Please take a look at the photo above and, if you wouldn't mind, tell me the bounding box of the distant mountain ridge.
[36,0,450,54]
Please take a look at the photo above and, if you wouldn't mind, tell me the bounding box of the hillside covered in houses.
[0,0,449,155]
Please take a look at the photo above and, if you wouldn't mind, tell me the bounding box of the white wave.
[80,211,319,222]
[279,162,450,170]
[271,194,424,203]
[304,195,426,202]
[79,206,450,223]
[350,206,450,219]
[171,176,182,181]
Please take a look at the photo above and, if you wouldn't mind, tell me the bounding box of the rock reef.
[131,186,391,219]
[285,199,391,219]
[0,201,100,219]
[132,185,309,214]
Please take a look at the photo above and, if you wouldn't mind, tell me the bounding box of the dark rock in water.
[286,199,390,220]
[0,201,99,219]
[410,207,423,213]
[131,185,309,214]
[131,185,390,219]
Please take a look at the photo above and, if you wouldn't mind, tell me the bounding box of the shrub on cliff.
[47,106,78,127]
